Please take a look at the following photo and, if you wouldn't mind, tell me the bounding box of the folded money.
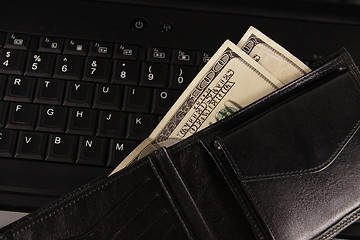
[111,26,311,174]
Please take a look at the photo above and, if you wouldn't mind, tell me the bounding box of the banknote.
[111,40,283,174]
[238,26,311,85]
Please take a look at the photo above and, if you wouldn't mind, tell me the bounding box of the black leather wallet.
[1,48,360,240]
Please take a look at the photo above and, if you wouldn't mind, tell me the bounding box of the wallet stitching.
[315,208,360,240]
[2,159,150,239]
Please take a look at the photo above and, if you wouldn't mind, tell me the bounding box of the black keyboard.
[0,31,213,210]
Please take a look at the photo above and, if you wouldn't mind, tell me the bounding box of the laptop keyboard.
[0,32,212,174]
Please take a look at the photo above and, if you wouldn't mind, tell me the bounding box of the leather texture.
[1,48,360,240]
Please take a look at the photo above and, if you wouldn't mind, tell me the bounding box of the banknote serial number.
[177,69,235,137]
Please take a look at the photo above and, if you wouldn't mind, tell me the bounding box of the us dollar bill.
[111,40,284,174]
[238,26,311,85]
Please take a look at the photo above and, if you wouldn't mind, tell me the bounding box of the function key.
[197,51,213,67]
[38,37,64,53]
[4,33,30,50]
[146,47,171,63]
[114,44,138,60]
[89,41,113,58]
[172,49,196,65]
[64,39,89,56]
[0,33,5,48]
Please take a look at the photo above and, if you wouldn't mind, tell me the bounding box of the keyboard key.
[112,60,140,85]
[147,47,171,63]
[97,111,127,138]
[0,101,8,127]
[0,32,5,48]
[93,84,122,110]
[122,86,152,113]
[66,108,97,135]
[172,49,196,65]
[169,65,197,90]
[24,52,56,77]
[0,49,26,75]
[0,129,17,157]
[34,79,65,105]
[4,76,36,102]
[76,137,108,166]
[6,103,38,130]
[0,74,6,99]
[114,44,138,60]
[89,41,113,58]
[38,36,64,53]
[4,33,30,50]
[108,139,138,167]
[197,51,213,67]
[36,105,68,133]
[140,62,169,88]
[127,113,157,140]
[82,57,112,83]
[64,39,88,56]
[15,131,48,160]
[54,55,84,80]
[63,81,94,107]
[152,89,181,115]
[46,134,78,163]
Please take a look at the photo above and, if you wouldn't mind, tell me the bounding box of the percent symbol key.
[25,52,56,77]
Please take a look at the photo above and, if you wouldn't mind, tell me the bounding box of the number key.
[82,57,112,83]
[112,60,140,85]
[140,62,169,88]
[0,49,26,75]
[169,65,197,90]
[54,55,84,80]
[24,52,56,77]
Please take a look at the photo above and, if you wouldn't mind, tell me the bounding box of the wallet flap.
[220,69,360,180]
[213,50,360,239]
